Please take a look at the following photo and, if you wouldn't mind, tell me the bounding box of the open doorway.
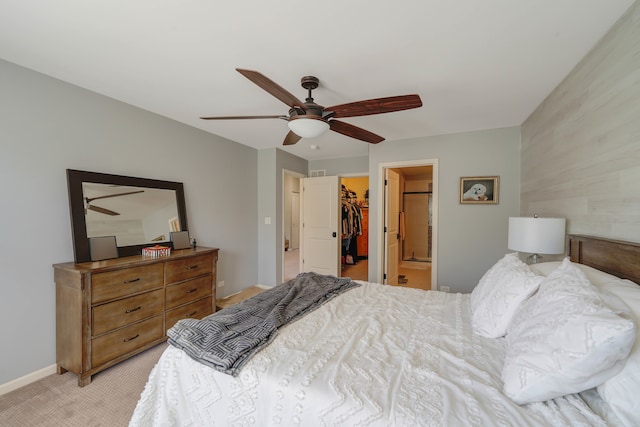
[283,170,304,282]
[379,160,438,291]
[340,176,369,281]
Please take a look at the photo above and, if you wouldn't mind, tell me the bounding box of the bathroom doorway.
[380,160,437,291]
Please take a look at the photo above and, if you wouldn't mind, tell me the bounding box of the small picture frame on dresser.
[89,236,118,261]
[171,231,191,249]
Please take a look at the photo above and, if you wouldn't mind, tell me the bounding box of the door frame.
[281,169,306,285]
[376,159,439,289]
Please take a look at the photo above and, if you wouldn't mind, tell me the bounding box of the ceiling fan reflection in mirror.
[200,68,423,145]
[84,190,144,216]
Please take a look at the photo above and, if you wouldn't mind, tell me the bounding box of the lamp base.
[526,253,543,264]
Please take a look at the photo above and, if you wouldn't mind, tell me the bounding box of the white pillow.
[470,253,544,338]
[532,260,640,425]
[502,258,636,404]
[594,278,640,427]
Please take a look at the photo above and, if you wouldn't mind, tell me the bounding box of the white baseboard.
[0,364,57,396]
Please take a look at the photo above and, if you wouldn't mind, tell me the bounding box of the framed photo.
[460,176,499,204]
[170,230,191,249]
[89,236,118,261]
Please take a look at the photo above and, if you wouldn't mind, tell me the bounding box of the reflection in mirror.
[83,183,180,246]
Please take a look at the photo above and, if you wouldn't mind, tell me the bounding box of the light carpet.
[0,343,167,427]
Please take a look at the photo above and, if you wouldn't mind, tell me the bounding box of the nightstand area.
[216,285,266,310]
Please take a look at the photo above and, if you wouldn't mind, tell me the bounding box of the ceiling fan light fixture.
[288,116,329,138]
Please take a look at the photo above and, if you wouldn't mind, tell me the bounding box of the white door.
[301,176,340,276]
[384,169,400,285]
[291,192,300,249]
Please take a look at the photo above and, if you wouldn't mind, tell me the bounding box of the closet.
[341,185,363,265]
[339,176,369,282]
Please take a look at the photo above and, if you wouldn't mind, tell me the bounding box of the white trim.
[0,363,57,396]
[377,159,439,289]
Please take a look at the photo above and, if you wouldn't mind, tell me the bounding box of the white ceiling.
[0,1,634,160]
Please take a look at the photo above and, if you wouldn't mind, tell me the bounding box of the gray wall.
[309,155,369,176]
[521,2,640,242]
[257,148,307,288]
[368,127,521,293]
[0,59,259,385]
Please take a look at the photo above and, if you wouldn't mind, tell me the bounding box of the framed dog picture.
[460,176,499,204]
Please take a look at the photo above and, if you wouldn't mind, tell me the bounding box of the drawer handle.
[186,288,197,294]
[123,334,139,342]
[186,265,198,270]
[187,310,197,317]
[125,306,141,314]
[124,278,141,284]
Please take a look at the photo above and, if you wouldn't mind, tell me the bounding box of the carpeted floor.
[0,342,167,427]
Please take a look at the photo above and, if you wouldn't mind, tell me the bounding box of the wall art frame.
[460,176,499,204]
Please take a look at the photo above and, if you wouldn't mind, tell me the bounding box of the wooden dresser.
[53,246,218,386]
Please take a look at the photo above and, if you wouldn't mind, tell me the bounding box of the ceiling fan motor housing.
[300,76,319,91]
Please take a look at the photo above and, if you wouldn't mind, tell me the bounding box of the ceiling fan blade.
[86,190,144,203]
[236,68,307,109]
[87,205,120,216]
[200,114,288,120]
[326,94,422,118]
[283,131,303,146]
[329,120,385,144]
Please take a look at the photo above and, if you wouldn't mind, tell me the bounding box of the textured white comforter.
[130,282,610,426]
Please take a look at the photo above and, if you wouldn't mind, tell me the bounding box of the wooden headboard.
[568,234,640,284]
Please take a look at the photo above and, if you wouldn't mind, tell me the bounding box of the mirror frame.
[67,169,188,263]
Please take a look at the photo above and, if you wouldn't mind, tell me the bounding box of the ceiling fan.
[84,190,144,216]
[201,68,423,146]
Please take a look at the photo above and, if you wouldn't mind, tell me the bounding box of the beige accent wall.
[521,2,640,242]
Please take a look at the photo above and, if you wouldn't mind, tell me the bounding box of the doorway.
[283,170,305,282]
[340,176,369,282]
[379,160,438,291]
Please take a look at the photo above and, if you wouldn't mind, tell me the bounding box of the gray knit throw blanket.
[168,272,360,376]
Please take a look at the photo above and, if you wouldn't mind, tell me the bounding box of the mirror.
[67,169,188,262]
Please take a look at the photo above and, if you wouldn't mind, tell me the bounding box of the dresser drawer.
[92,264,163,304]
[166,296,213,331]
[92,315,164,367]
[92,289,164,336]
[165,275,212,310]
[165,254,213,284]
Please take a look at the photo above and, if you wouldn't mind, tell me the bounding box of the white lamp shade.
[287,116,330,138]
[508,217,566,255]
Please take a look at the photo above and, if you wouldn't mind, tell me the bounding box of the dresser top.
[53,246,219,273]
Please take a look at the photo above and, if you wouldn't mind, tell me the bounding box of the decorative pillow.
[531,260,640,424]
[470,253,544,338]
[594,278,640,427]
[501,258,636,404]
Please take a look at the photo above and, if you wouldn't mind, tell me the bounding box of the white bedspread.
[130,282,610,426]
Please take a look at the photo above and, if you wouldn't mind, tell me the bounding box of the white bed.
[130,235,640,426]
